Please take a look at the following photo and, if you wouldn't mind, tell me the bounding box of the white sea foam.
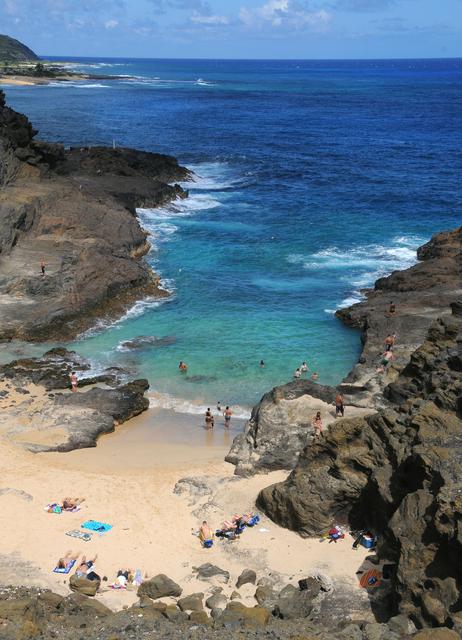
[148,391,251,420]
[181,162,245,191]
[48,82,110,89]
[288,234,426,315]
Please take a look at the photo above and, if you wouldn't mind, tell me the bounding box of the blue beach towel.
[81,519,113,533]
[53,559,76,574]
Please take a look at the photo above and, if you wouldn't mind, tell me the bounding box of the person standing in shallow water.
[179,361,187,373]
[205,408,214,429]
[224,406,232,427]
[301,361,308,374]
[294,368,301,379]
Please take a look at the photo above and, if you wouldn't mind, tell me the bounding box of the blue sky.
[1,0,461,59]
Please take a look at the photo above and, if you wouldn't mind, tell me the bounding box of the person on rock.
[335,393,345,417]
[312,411,323,437]
[377,350,394,373]
[69,371,78,393]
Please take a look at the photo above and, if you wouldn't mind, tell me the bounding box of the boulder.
[236,569,257,589]
[193,563,230,583]
[67,593,111,617]
[189,610,212,625]
[216,601,270,628]
[162,604,188,622]
[205,593,228,610]
[69,575,100,597]
[137,574,182,600]
[413,631,462,640]
[273,582,320,619]
[230,591,241,600]
[254,585,277,608]
[177,593,204,612]
[0,598,39,623]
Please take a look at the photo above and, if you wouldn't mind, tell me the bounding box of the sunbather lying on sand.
[57,550,79,570]
[62,497,85,511]
[75,554,100,581]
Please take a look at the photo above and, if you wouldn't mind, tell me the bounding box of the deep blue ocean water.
[3,58,462,415]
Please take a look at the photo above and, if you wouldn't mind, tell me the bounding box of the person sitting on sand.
[311,372,319,381]
[57,550,79,570]
[199,521,214,546]
[111,569,133,589]
[179,361,188,373]
[69,372,78,393]
[205,408,214,429]
[62,497,85,511]
[312,411,323,437]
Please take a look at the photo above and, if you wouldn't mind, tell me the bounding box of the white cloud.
[190,13,229,25]
[239,0,331,30]
[105,19,119,28]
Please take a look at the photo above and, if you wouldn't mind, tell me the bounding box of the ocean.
[3,58,462,415]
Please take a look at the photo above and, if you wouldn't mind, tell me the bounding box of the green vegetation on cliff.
[0,34,39,62]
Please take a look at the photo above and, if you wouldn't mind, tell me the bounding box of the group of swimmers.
[294,361,319,381]
[205,402,232,429]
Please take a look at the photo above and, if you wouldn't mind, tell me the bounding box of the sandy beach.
[0,401,374,616]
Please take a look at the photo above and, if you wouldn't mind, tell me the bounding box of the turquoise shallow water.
[2,58,461,413]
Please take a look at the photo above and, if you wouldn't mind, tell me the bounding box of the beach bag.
[203,539,213,548]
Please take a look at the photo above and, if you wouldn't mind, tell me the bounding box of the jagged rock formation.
[258,312,462,628]
[0,90,189,341]
[0,35,39,62]
[0,348,149,451]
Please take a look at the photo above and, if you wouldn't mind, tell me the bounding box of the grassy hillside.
[0,34,39,62]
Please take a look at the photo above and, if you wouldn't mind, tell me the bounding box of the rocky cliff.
[257,310,462,628]
[0,90,189,341]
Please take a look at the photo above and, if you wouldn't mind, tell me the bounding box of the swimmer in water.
[311,372,319,381]
[294,368,301,379]
[179,361,188,373]
[260,360,265,368]
[301,361,308,373]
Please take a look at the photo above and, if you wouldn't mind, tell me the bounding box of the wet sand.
[44,407,245,472]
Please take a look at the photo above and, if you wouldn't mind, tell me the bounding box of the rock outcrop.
[0,349,149,451]
[258,311,462,628]
[0,90,190,341]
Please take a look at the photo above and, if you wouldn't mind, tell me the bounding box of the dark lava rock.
[273,581,320,619]
[193,563,230,583]
[258,315,462,628]
[119,335,176,350]
[0,91,190,342]
[69,575,100,597]
[137,574,182,599]
[205,593,228,610]
[236,569,257,589]
[177,593,204,612]
[226,379,337,476]
[189,610,212,625]
[216,601,270,628]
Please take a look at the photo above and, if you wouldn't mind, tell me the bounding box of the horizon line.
[41,54,462,62]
